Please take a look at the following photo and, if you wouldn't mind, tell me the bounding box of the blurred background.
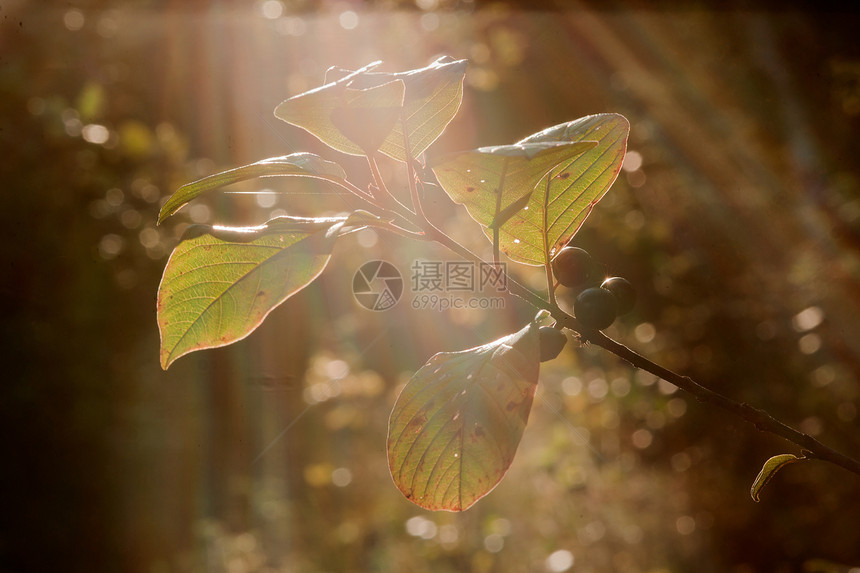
[2,1,860,571]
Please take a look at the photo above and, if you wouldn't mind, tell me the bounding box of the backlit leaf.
[276,56,466,161]
[157,153,348,224]
[387,320,540,511]
[506,113,630,264]
[157,212,375,369]
[432,141,597,260]
[750,453,804,502]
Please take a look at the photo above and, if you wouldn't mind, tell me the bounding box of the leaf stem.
[545,263,557,307]
[319,175,420,233]
[492,159,509,265]
[367,153,413,214]
[401,110,433,229]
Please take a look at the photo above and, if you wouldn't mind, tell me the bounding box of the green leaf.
[432,140,598,262]
[750,453,804,502]
[157,212,375,369]
[157,153,348,224]
[275,56,467,162]
[329,82,404,154]
[387,320,541,511]
[506,113,630,265]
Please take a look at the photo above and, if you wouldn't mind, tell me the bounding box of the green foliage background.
[2,2,860,572]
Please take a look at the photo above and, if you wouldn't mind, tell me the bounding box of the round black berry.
[601,277,636,315]
[538,326,568,362]
[551,246,595,288]
[574,287,617,330]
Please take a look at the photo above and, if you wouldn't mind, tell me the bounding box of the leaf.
[387,319,541,511]
[157,153,348,224]
[329,84,403,154]
[504,113,630,265]
[157,212,376,369]
[750,453,804,502]
[432,140,598,261]
[275,56,467,161]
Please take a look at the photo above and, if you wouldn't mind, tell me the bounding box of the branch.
[391,130,860,481]
[570,323,860,478]
[424,218,860,479]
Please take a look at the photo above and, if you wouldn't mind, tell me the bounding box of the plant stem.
[320,175,419,233]
[401,111,431,227]
[581,328,860,478]
[545,263,557,307]
[421,205,860,479]
[367,153,416,217]
[394,135,860,480]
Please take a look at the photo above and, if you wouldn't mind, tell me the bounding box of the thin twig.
[401,110,431,227]
[579,328,860,477]
[319,175,418,233]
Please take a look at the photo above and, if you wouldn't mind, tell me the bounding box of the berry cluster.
[536,246,638,362]
[551,246,636,331]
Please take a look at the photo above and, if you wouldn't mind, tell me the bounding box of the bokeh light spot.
[99,234,124,260]
[634,322,656,344]
[255,191,277,209]
[405,516,437,539]
[325,359,350,380]
[64,9,85,31]
[631,428,653,449]
[622,150,643,172]
[483,533,504,553]
[339,11,359,30]
[561,376,582,396]
[189,204,211,223]
[798,333,821,354]
[82,124,110,145]
[261,0,284,19]
[792,306,824,331]
[357,229,378,248]
[610,376,631,396]
[676,515,696,535]
[667,397,687,418]
[138,227,160,249]
[331,467,352,487]
[546,549,574,572]
[438,524,459,548]
[105,188,124,207]
[587,377,608,400]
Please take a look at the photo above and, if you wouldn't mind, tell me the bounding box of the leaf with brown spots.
[431,114,629,266]
[387,319,541,511]
[431,140,597,265]
[157,212,378,369]
[512,113,630,265]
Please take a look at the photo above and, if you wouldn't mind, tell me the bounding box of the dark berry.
[551,246,595,288]
[601,277,636,315]
[574,287,617,330]
[538,326,568,362]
